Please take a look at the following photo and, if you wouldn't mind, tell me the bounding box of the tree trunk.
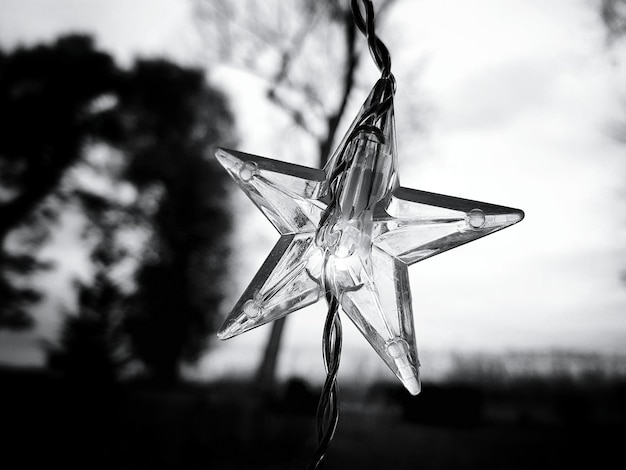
[253,10,360,392]
[254,315,286,394]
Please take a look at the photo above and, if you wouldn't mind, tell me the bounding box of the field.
[1,367,625,469]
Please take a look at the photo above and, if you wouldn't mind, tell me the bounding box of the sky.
[0,0,625,383]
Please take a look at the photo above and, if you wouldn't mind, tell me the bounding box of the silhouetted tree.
[195,0,395,165]
[600,0,626,144]
[118,60,235,386]
[601,0,626,41]
[47,276,127,384]
[47,188,134,383]
[1,34,235,384]
[600,1,626,287]
[0,35,122,329]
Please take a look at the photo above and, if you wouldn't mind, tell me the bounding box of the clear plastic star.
[214,79,524,395]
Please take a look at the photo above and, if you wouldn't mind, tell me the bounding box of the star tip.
[404,376,422,396]
[504,208,524,227]
[214,147,230,160]
[217,317,249,339]
[216,326,236,341]
[391,348,421,395]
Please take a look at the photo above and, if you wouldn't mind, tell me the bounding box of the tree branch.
[319,9,359,166]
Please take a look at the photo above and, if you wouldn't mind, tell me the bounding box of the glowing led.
[239,161,258,182]
[243,299,262,319]
[468,208,486,229]
[386,338,409,358]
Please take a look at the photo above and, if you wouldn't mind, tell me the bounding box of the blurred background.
[1,0,625,468]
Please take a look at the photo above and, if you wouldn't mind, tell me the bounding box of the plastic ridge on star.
[214,78,524,395]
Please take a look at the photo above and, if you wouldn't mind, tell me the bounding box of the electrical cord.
[307,1,393,468]
[307,290,341,470]
[351,0,392,78]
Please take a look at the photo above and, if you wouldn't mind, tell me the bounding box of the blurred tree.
[118,60,235,386]
[0,35,122,329]
[194,0,396,163]
[47,274,128,385]
[193,0,397,389]
[601,0,626,41]
[46,182,136,384]
[0,34,235,385]
[600,0,626,144]
[600,0,626,287]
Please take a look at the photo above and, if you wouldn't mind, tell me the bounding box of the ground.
[1,367,624,469]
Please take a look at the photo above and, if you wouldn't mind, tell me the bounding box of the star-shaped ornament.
[215,78,523,395]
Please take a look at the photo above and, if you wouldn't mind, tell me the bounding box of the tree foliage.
[119,59,235,385]
[0,35,122,329]
[601,0,626,42]
[0,35,235,385]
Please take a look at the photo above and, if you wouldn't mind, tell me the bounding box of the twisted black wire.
[307,292,342,470]
[307,2,394,468]
[351,0,392,77]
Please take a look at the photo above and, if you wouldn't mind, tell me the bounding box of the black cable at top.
[351,0,392,78]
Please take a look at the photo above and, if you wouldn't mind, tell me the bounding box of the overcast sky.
[0,0,625,382]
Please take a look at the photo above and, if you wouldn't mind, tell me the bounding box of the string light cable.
[307,1,396,468]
